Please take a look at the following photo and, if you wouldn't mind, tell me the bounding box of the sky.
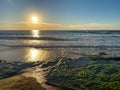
[0,0,120,30]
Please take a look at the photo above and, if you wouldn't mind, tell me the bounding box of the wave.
[1,45,120,48]
[1,34,120,41]
[0,36,69,41]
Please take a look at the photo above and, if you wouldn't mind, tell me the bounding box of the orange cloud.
[0,22,120,30]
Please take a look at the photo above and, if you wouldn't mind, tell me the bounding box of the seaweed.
[46,58,120,90]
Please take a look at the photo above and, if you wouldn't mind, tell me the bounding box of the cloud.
[0,22,63,30]
[0,22,120,30]
[66,23,120,30]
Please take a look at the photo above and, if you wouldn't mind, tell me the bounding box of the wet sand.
[0,75,45,90]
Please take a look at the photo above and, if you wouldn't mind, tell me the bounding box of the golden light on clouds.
[0,18,120,30]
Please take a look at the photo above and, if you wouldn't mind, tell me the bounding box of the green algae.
[47,58,120,90]
[90,55,120,60]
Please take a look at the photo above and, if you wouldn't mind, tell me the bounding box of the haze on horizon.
[0,0,120,30]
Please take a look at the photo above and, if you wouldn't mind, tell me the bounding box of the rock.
[0,60,2,63]
[99,52,107,56]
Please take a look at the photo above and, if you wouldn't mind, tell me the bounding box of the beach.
[0,30,120,90]
[0,0,120,89]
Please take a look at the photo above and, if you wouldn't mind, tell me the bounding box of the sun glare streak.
[26,49,48,62]
[27,48,40,62]
[30,49,39,58]
[32,30,39,37]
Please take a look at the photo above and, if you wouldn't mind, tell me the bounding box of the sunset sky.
[0,0,120,30]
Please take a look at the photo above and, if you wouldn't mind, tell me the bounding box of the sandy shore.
[0,75,46,90]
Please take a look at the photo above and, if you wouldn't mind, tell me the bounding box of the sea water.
[0,30,120,47]
[0,30,120,62]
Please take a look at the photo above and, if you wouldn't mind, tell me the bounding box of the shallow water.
[0,47,66,62]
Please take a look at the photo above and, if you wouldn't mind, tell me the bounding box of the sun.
[32,16,38,23]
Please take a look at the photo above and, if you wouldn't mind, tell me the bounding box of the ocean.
[0,30,120,62]
[0,30,120,48]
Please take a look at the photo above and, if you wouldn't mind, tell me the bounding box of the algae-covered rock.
[90,55,120,60]
[46,58,120,90]
[98,52,107,56]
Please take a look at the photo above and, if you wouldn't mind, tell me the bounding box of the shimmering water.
[0,30,120,47]
[0,30,120,62]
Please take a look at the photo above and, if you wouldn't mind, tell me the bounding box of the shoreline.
[0,52,120,90]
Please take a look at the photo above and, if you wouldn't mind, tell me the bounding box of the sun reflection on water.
[30,49,39,59]
[32,30,40,38]
[27,48,41,62]
[26,48,51,62]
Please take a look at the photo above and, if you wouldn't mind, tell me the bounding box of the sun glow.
[32,16,38,23]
